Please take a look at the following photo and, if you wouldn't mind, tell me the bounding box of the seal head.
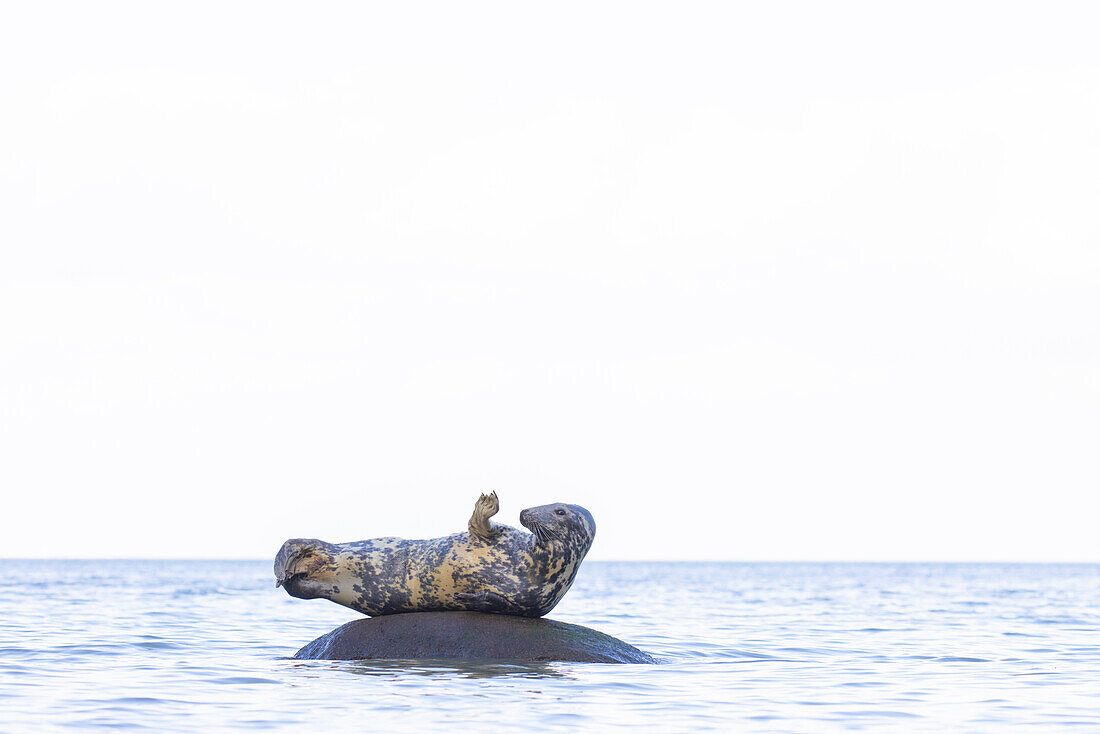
[520,503,595,556]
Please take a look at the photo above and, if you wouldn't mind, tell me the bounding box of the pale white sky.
[2,1,1098,561]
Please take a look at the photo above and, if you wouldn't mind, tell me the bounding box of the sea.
[2,560,1099,732]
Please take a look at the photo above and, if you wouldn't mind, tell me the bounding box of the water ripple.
[2,560,1100,732]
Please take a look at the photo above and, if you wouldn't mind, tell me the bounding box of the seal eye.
[555,509,566,516]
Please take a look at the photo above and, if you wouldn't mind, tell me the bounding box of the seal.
[274,492,596,618]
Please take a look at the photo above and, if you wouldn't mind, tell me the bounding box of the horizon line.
[6,557,1100,564]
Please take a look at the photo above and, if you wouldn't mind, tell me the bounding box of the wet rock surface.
[294,611,656,663]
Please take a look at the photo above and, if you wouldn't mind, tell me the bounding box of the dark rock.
[293,611,656,664]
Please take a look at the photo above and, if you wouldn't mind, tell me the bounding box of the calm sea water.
[2,561,1100,731]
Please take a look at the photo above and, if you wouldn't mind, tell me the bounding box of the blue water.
[2,561,1100,731]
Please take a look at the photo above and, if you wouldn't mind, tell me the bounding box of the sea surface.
[2,561,1100,732]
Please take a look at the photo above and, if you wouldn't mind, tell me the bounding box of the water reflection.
[337,658,573,680]
[281,656,577,679]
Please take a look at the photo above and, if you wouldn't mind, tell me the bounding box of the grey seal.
[274,492,595,617]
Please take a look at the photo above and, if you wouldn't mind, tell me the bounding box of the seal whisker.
[532,524,549,544]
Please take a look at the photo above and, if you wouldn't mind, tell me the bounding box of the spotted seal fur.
[274,492,596,617]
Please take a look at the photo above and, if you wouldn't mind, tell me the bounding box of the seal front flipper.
[453,589,514,613]
[467,490,503,542]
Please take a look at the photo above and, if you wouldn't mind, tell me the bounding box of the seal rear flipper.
[274,538,337,599]
[467,491,503,542]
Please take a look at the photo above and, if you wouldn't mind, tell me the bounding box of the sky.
[2,1,1098,561]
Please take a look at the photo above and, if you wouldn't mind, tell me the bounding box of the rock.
[293,611,656,664]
